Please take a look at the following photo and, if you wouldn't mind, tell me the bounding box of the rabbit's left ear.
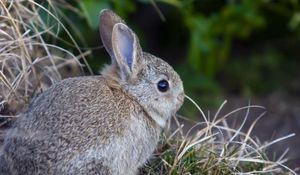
[99,9,125,60]
[112,23,142,80]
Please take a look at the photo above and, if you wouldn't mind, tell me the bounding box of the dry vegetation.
[0,1,297,174]
[0,0,86,119]
[140,98,296,174]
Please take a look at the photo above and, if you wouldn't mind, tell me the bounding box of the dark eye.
[157,79,169,92]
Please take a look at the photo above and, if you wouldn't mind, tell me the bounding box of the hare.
[0,9,184,175]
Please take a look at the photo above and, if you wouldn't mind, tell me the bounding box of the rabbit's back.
[0,76,160,174]
[11,76,127,140]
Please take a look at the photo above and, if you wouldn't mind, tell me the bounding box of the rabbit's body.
[1,76,160,174]
[0,9,184,174]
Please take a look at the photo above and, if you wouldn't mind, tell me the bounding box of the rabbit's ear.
[112,23,141,79]
[99,9,125,59]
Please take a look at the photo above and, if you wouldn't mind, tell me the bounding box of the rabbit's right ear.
[99,9,125,59]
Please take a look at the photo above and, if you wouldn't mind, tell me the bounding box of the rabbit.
[0,9,184,175]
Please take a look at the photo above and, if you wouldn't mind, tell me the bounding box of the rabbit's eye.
[157,80,169,92]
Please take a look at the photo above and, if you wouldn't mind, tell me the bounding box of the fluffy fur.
[0,9,184,175]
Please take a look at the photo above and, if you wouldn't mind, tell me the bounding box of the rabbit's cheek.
[177,92,185,103]
[175,93,184,109]
[175,101,183,112]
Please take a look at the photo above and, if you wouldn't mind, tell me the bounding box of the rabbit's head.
[100,9,184,127]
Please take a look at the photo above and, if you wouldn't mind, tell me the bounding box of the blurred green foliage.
[41,0,300,108]
[183,0,265,78]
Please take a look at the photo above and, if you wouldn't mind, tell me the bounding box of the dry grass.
[140,97,296,175]
[0,0,88,120]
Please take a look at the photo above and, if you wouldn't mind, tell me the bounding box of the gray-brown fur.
[0,9,184,174]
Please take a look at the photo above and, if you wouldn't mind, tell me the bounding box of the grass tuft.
[140,96,296,175]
